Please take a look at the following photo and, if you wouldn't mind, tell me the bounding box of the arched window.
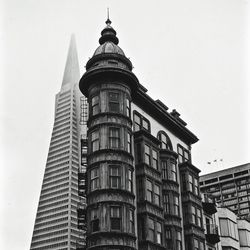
[157,131,173,151]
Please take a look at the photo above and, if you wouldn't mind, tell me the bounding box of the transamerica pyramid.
[30,35,87,250]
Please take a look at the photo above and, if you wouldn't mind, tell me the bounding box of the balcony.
[202,193,217,214]
[205,224,220,244]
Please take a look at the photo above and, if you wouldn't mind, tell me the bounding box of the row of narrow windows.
[52,121,70,132]
[41,181,69,195]
[40,187,68,200]
[33,222,68,235]
[51,125,70,137]
[36,205,69,218]
[38,193,69,206]
[38,199,68,212]
[46,156,70,167]
[35,211,68,224]
[32,229,68,241]
[44,166,69,178]
[42,176,69,189]
[34,216,68,230]
[43,170,69,184]
[31,235,68,247]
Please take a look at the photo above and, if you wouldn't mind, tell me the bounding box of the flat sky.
[0,0,249,249]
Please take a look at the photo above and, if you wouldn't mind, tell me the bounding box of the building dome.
[93,41,125,56]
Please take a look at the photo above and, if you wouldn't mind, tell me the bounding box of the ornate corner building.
[78,19,215,250]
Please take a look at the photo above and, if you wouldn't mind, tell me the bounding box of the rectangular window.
[148,218,154,242]
[129,209,134,233]
[194,177,199,195]
[109,127,120,148]
[191,205,196,224]
[152,149,158,169]
[126,98,131,117]
[189,174,193,192]
[144,145,151,165]
[194,239,199,250]
[154,184,160,206]
[174,195,179,216]
[91,130,99,152]
[176,231,182,250]
[220,218,229,236]
[165,228,172,249]
[134,113,141,131]
[146,179,153,202]
[162,161,167,179]
[110,165,121,188]
[110,206,121,230]
[91,95,99,115]
[109,92,119,112]
[170,161,177,182]
[197,208,202,227]
[156,222,162,244]
[90,168,99,190]
[160,133,167,149]
[127,132,131,153]
[128,169,133,192]
[91,208,99,232]
[163,194,170,214]
[142,118,150,131]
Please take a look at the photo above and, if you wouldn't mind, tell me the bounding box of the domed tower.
[79,18,139,250]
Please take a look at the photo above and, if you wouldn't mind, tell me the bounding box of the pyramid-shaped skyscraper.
[30,35,87,250]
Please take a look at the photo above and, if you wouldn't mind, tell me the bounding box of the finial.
[106,8,111,25]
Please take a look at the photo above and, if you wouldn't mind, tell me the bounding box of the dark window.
[176,231,182,250]
[148,218,154,241]
[156,222,162,244]
[194,177,199,195]
[157,131,173,150]
[177,144,190,163]
[110,206,121,230]
[152,149,158,169]
[133,111,150,132]
[129,209,134,233]
[109,127,120,148]
[146,179,153,202]
[197,208,202,227]
[90,168,99,190]
[163,194,170,214]
[170,161,177,182]
[144,145,151,165]
[173,195,180,216]
[142,119,150,131]
[165,227,172,249]
[91,95,99,115]
[109,92,119,112]
[127,132,131,153]
[126,97,131,117]
[128,169,133,192]
[109,165,121,188]
[162,161,168,179]
[134,113,141,131]
[91,130,99,152]
[154,184,160,206]
[91,209,99,232]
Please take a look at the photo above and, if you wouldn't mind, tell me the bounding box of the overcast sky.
[1,0,249,249]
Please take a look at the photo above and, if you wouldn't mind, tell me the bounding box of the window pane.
[146,179,153,202]
[142,119,149,131]
[109,93,119,112]
[145,145,150,165]
[109,127,120,148]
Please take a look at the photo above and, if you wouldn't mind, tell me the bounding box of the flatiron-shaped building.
[30,35,87,250]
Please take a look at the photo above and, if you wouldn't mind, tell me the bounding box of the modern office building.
[78,18,211,250]
[200,163,250,220]
[30,36,88,250]
[216,207,250,250]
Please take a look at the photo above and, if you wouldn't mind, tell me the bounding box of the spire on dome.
[106,7,111,25]
[62,34,80,88]
[99,12,119,45]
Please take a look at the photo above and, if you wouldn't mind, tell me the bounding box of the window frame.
[108,92,120,113]
[109,127,120,149]
[90,167,99,191]
[109,165,121,189]
[110,206,121,231]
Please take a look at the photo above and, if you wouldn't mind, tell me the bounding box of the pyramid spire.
[62,34,80,87]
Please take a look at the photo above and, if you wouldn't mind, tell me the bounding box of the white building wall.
[237,219,250,250]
